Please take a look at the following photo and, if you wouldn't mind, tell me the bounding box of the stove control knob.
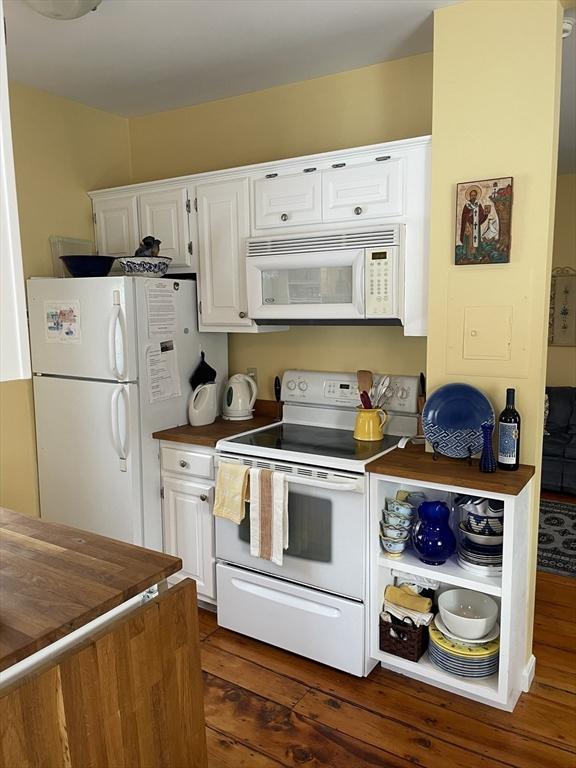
[298,381,308,392]
[286,379,297,391]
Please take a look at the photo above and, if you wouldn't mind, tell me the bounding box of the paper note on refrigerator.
[146,281,177,339]
[146,340,181,403]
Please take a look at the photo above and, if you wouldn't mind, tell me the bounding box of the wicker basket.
[379,615,429,662]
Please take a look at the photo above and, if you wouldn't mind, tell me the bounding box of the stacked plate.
[429,620,499,678]
[456,497,503,575]
[458,539,503,575]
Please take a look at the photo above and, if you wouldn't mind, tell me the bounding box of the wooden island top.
[366,443,535,495]
[0,508,181,671]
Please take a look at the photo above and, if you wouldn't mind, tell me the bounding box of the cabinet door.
[196,177,252,327]
[93,194,139,259]
[253,173,322,230]
[322,160,404,223]
[138,185,196,271]
[162,476,215,599]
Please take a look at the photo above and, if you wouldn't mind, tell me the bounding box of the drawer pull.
[265,173,278,179]
[354,206,363,215]
[375,155,391,162]
[280,213,289,222]
[303,167,317,173]
[200,494,208,502]
[179,459,189,468]
[230,578,341,617]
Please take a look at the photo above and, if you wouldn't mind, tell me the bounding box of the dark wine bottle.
[497,388,521,471]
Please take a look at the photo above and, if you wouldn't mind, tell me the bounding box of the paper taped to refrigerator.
[44,300,81,343]
[146,281,177,339]
[147,340,181,403]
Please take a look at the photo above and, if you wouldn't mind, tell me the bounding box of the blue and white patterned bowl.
[116,256,172,276]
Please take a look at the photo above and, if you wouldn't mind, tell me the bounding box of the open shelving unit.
[368,468,534,711]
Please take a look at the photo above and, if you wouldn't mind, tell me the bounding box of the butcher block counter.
[153,399,281,447]
[366,443,535,495]
[0,508,208,768]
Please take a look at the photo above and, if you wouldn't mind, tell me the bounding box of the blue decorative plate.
[422,383,494,459]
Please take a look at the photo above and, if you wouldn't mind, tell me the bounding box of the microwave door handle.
[355,254,365,316]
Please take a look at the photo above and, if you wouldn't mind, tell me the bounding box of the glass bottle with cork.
[497,388,521,471]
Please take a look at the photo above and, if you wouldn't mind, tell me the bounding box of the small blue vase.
[412,501,456,566]
[479,422,497,473]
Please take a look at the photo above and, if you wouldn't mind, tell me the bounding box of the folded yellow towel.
[213,463,249,524]
[384,584,432,614]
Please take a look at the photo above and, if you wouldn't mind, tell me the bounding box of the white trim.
[522,654,536,692]
[0,0,32,382]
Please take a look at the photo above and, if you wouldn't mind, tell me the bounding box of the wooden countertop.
[0,508,181,671]
[366,443,535,496]
[153,400,281,447]
[153,415,278,447]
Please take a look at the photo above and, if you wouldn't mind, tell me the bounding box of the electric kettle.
[222,374,257,421]
[188,382,218,427]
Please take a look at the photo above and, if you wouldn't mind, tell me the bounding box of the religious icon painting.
[455,177,513,265]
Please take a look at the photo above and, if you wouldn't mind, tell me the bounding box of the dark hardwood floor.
[197,571,576,767]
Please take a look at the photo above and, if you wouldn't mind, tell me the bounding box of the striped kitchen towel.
[249,467,288,565]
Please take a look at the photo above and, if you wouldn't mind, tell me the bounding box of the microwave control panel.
[365,247,397,318]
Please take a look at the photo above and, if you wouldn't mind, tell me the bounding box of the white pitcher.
[188,382,218,427]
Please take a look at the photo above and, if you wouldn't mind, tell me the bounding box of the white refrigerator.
[27,276,227,550]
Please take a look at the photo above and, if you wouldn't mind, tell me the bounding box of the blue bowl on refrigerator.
[60,255,115,277]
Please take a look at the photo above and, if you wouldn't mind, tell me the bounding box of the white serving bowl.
[438,589,498,640]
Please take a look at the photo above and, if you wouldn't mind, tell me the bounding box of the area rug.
[538,499,576,577]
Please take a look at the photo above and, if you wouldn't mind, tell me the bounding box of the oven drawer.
[216,563,365,676]
[161,446,214,479]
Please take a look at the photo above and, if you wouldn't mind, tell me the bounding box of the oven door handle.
[285,475,363,493]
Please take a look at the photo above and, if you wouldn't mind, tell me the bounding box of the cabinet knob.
[239,311,247,319]
[354,206,363,216]
[200,494,208,502]
[280,213,289,222]
[179,459,189,468]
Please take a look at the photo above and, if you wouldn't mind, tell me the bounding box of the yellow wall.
[130,54,433,398]
[0,83,132,517]
[546,173,576,386]
[427,0,562,659]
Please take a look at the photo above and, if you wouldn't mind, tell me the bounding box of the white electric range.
[214,369,419,676]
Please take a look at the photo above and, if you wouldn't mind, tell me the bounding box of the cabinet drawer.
[216,563,365,675]
[161,446,214,479]
[253,173,322,230]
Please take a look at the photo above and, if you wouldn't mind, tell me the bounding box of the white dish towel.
[249,467,288,566]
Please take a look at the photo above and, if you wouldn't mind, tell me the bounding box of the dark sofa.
[542,386,576,495]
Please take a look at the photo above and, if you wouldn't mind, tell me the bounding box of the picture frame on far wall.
[549,267,576,347]
[455,177,513,265]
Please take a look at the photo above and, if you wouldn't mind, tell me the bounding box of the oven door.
[215,458,365,600]
[246,248,365,320]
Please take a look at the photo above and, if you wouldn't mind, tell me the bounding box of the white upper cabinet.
[253,172,322,230]
[93,194,140,260]
[138,185,196,271]
[322,159,404,223]
[196,177,252,328]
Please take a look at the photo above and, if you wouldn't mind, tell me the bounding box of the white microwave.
[245,226,404,324]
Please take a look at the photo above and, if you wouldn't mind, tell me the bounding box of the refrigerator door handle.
[108,290,127,381]
[111,384,128,472]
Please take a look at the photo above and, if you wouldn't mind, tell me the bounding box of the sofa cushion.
[545,387,576,433]
[564,436,576,461]
[543,434,570,458]
[541,456,564,492]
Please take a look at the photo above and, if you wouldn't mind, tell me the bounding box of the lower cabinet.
[162,474,216,600]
